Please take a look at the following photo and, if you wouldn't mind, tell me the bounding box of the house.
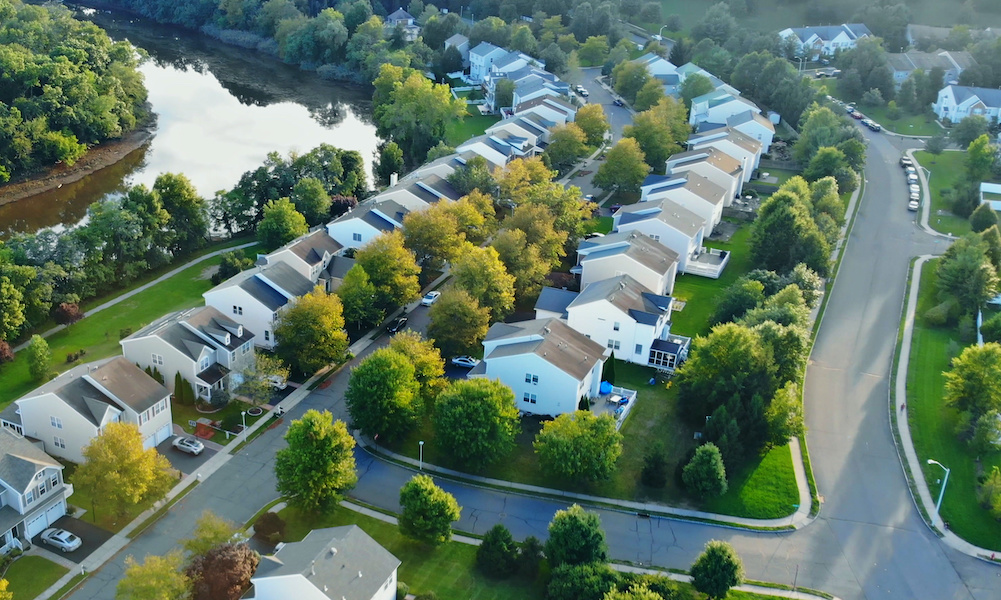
[485,115,551,150]
[203,260,315,350]
[326,198,424,250]
[981,182,1001,211]
[260,229,342,284]
[612,198,706,272]
[886,50,976,86]
[485,66,562,112]
[121,305,255,403]
[512,74,571,110]
[778,23,872,60]
[469,42,509,83]
[487,50,539,80]
[456,131,536,166]
[321,255,356,293]
[1,357,172,463]
[0,428,73,550]
[665,147,745,203]
[633,53,678,77]
[444,33,470,68]
[688,90,760,127]
[687,127,764,182]
[573,231,680,295]
[674,63,739,97]
[932,85,1001,122]
[722,111,775,151]
[385,8,420,41]
[248,525,400,600]
[638,171,728,230]
[513,96,577,124]
[470,318,605,417]
[564,275,688,369]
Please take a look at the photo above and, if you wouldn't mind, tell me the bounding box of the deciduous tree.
[690,540,744,599]
[183,511,239,558]
[544,503,608,567]
[376,141,405,186]
[476,524,518,577]
[711,277,765,325]
[965,134,998,183]
[545,123,589,173]
[547,562,618,600]
[451,245,516,322]
[186,543,260,600]
[257,198,308,251]
[679,72,714,108]
[374,72,467,165]
[427,290,490,358]
[575,104,611,146]
[611,60,651,104]
[154,173,208,255]
[275,409,357,511]
[274,287,348,374]
[633,78,666,112]
[403,203,464,271]
[290,177,332,226]
[623,98,689,174]
[116,551,190,600]
[765,381,805,446]
[936,234,999,314]
[346,348,421,441]
[433,379,520,468]
[491,229,552,300]
[398,474,461,546]
[389,331,447,409]
[944,343,1001,421]
[951,115,990,148]
[534,411,623,481]
[593,138,649,193]
[337,264,384,330]
[355,231,422,311]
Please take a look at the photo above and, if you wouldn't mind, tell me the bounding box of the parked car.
[845,106,856,114]
[609,204,623,214]
[905,166,917,175]
[584,232,605,239]
[578,88,589,97]
[451,356,480,368]
[387,317,407,333]
[420,291,441,306]
[908,199,920,211]
[866,121,881,132]
[851,112,865,120]
[907,173,918,184]
[613,98,624,107]
[910,191,921,201]
[41,528,82,552]
[910,184,921,195]
[172,436,205,456]
[900,157,913,168]
[267,375,288,390]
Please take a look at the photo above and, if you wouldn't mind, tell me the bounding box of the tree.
[438,45,463,76]
[257,198,307,251]
[253,512,286,544]
[337,264,384,330]
[211,250,255,285]
[966,134,998,183]
[951,115,990,148]
[547,562,619,600]
[983,225,1001,274]
[803,147,849,182]
[623,99,689,174]
[0,341,13,366]
[751,190,831,277]
[448,155,497,196]
[517,535,544,577]
[476,524,518,577]
[544,503,608,567]
[374,71,467,165]
[925,132,948,155]
[611,60,651,104]
[575,104,611,147]
[679,73,715,108]
[944,343,1001,420]
[0,277,25,342]
[937,235,999,314]
[711,278,765,325]
[491,229,553,300]
[355,231,422,311]
[494,78,516,110]
[534,411,623,481]
[605,352,617,384]
[690,540,745,600]
[640,443,669,488]
[579,35,610,64]
[75,422,174,519]
[633,78,666,112]
[236,353,289,408]
[183,511,239,558]
[427,289,490,357]
[496,157,556,206]
[186,543,260,600]
[345,348,421,441]
[27,334,50,382]
[388,330,447,409]
[545,123,589,172]
[979,466,1001,519]
[274,409,357,511]
[603,583,664,600]
[433,379,520,469]
[861,88,885,108]
[451,245,516,322]
[970,410,1001,455]
[593,138,649,193]
[398,474,461,546]
[971,202,1000,233]
[274,287,348,374]
[766,381,805,446]
[682,443,728,498]
[116,551,191,600]
[692,2,736,44]
[154,173,208,255]
[403,203,464,271]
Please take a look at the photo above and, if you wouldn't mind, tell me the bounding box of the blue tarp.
[599,381,613,394]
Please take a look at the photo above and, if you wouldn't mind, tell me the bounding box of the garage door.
[25,498,66,538]
[44,499,66,524]
[154,423,171,445]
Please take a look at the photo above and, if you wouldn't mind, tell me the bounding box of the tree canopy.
[275,409,357,511]
[274,286,348,374]
[345,347,421,441]
[433,379,520,469]
[545,503,609,567]
[534,411,623,481]
[398,474,462,546]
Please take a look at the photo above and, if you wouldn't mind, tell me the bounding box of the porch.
[683,246,730,279]
[647,334,691,372]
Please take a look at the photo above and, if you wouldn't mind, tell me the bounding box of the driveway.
[33,516,113,565]
[157,436,218,475]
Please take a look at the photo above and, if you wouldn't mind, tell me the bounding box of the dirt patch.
[0,121,156,206]
[198,265,220,280]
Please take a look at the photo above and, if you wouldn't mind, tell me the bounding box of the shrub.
[517,535,544,578]
[396,582,410,598]
[980,312,1001,343]
[254,512,285,543]
[119,328,133,339]
[971,202,1000,233]
[54,302,84,325]
[682,443,728,499]
[0,341,12,365]
[924,299,958,327]
[640,443,669,488]
[476,524,518,577]
[414,593,439,600]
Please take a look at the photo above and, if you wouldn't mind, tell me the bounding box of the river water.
[0,10,381,236]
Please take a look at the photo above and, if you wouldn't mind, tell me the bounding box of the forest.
[0,0,147,181]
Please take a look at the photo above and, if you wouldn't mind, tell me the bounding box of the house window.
[38,481,46,497]
[51,474,59,488]
[352,233,362,242]
[649,234,660,241]
[525,373,539,384]
[613,322,620,331]
[242,342,251,354]
[199,357,210,371]
[50,416,62,429]
[607,340,621,350]
[230,351,236,361]
[635,344,643,355]
[24,490,33,505]
[522,393,537,404]
[151,353,164,366]
[233,305,243,316]
[264,331,270,342]
[53,437,66,449]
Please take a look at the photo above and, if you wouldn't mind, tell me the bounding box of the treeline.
[0,0,148,181]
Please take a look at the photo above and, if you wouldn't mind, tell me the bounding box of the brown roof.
[668,148,743,177]
[485,318,604,381]
[622,232,680,273]
[514,95,575,115]
[678,171,727,205]
[287,230,342,265]
[89,357,170,413]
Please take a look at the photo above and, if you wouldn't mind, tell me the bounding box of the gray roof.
[253,526,400,600]
[643,172,727,206]
[207,260,314,312]
[282,230,341,266]
[257,261,315,299]
[578,231,679,275]
[514,95,575,116]
[129,306,254,357]
[0,428,61,492]
[470,41,502,58]
[445,33,468,47]
[666,148,743,176]
[386,8,413,22]
[568,275,672,326]
[688,127,762,154]
[786,23,871,43]
[534,287,580,318]
[726,110,774,132]
[617,198,705,238]
[949,85,1001,108]
[484,318,604,381]
[493,51,531,70]
[324,256,356,280]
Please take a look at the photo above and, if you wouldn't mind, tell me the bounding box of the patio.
[591,385,638,430]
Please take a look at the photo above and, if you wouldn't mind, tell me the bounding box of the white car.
[41,528,82,552]
[420,291,441,306]
[267,375,288,390]
[172,436,205,456]
[906,173,918,184]
[908,199,920,211]
[909,184,921,195]
[451,356,480,368]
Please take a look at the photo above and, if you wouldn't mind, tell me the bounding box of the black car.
[387,317,407,333]
[613,98,624,107]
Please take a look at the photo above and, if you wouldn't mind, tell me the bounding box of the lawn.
[5,555,68,600]
[582,216,614,235]
[670,224,754,337]
[446,111,500,146]
[0,250,248,408]
[170,398,266,445]
[912,150,972,237]
[385,358,798,520]
[61,461,170,532]
[906,260,1001,550]
[812,79,942,136]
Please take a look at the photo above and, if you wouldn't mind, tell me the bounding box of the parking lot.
[32,515,113,564]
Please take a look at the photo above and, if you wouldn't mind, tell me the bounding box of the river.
[0,9,381,237]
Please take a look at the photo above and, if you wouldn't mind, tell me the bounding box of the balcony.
[683,246,730,279]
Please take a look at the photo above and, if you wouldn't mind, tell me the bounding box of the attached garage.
[154,423,171,445]
[24,498,67,538]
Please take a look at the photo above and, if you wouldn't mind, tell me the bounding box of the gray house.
[0,428,73,551]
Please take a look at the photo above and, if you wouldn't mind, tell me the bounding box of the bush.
[254,512,286,543]
[958,313,977,343]
[397,582,410,598]
[476,524,518,577]
[682,443,728,499]
[640,443,669,488]
[0,341,13,365]
[546,562,619,600]
[414,593,439,600]
[924,298,958,327]
[54,302,84,325]
[980,312,1001,343]
[517,535,544,578]
[970,202,1000,233]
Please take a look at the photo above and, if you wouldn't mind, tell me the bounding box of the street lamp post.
[241,411,247,431]
[927,459,951,522]
[419,440,425,470]
[658,25,670,41]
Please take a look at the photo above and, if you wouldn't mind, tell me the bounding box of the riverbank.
[0,120,156,207]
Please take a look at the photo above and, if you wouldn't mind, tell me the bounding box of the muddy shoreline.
[0,122,155,207]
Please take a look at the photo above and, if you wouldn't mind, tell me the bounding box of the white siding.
[204,286,280,350]
[14,394,100,464]
[643,188,723,230]
[566,300,666,366]
[668,161,741,205]
[614,220,702,272]
[580,255,676,296]
[326,218,386,250]
[483,354,586,418]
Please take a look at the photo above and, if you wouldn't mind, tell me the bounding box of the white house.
[981,182,1001,211]
[385,8,420,41]
[261,229,342,284]
[487,50,539,79]
[456,131,536,166]
[565,275,687,369]
[469,42,509,83]
[633,53,678,77]
[778,24,872,60]
[0,428,73,550]
[248,525,400,600]
[485,66,564,112]
[203,260,315,350]
[687,127,763,182]
[613,198,706,272]
[470,318,605,417]
[674,62,739,97]
[886,50,976,87]
[573,231,680,295]
[665,147,744,203]
[444,33,470,68]
[932,85,1001,122]
[1,357,172,463]
[688,89,760,127]
[723,111,775,151]
[513,96,576,124]
[121,305,255,403]
[639,171,727,230]
[485,115,550,150]
[326,198,422,250]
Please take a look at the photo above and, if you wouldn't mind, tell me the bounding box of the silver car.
[41,528,81,552]
[172,436,205,456]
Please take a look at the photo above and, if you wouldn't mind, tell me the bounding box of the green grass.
[670,224,753,337]
[0,251,245,408]
[582,216,614,235]
[913,150,972,237]
[446,113,501,146]
[812,79,941,136]
[703,444,799,518]
[49,574,87,600]
[170,399,265,445]
[906,260,1001,550]
[5,555,69,600]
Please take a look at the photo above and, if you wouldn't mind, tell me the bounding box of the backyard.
[445,107,500,147]
[5,555,67,600]
[906,260,1001,550]
[912,150,972,237]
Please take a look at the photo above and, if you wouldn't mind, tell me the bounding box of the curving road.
[67,131,1001,600]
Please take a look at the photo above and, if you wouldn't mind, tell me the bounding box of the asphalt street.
[66,129,1001,600]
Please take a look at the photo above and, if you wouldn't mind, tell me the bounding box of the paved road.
[68,132,1001,600]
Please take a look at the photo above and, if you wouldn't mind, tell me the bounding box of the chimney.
[389,172,399,186]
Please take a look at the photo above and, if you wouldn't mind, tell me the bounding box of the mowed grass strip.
[913,150,971,237]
